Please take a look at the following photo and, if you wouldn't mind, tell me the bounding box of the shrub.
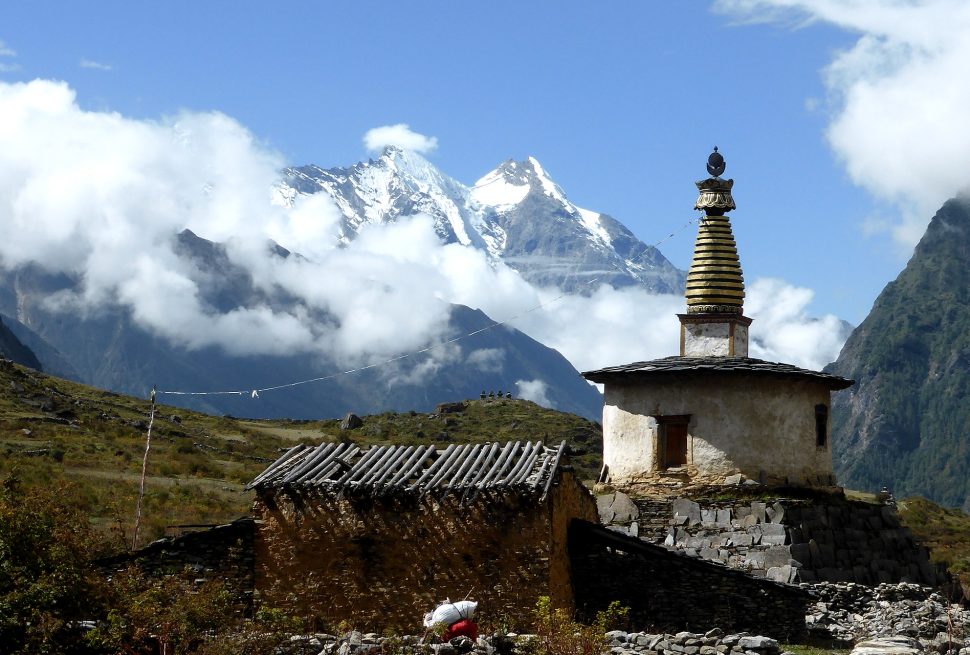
[85,568,236,655]
[524,596,629,655]
[0,476,111,654]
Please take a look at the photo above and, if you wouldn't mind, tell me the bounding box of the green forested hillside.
[826,197,970,511]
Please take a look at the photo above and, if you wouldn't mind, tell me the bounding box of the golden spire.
[685,149,744,314]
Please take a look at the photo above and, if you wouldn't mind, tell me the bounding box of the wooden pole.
[131,385,156,551]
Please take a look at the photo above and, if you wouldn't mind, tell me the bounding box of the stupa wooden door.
[662,421,688,468]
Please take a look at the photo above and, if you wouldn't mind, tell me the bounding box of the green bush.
[85,568,235,655]
[0,476,110,654]
[524,596,629,655]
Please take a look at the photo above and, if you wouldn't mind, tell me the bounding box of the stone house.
[584,151,853,488]
[247,440,598,631]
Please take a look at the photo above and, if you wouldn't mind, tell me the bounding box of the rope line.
[157,215,699,398]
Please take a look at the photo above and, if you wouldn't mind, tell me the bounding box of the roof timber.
[247,440,569,502]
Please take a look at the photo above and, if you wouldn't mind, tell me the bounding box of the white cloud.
[0,40,14,57]
[511,285,683,373]
[717,0,970,247]
[515,379,554,408]
[746,278,849,369]
[363,123,438,154]
[0,63,20,73]
[79,58,113,71]
[466,348,505,372]
[0,79,452,363]
[0,78,849,392]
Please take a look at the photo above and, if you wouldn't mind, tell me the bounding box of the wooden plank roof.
[582,356,854,389]
[247,440,568,502]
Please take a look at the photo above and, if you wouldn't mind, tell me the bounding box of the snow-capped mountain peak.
[470,160,530,210]
[471,156,570,211]
[524,156,569,205]
[280,149,686,295]
[376,145,444,188]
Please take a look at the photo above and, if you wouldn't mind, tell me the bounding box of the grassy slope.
[0,360,602,548]
[897,496,970,589]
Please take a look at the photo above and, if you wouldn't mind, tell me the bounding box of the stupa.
[583,149,853,488]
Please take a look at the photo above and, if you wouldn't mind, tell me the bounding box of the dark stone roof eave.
[582,356,854,390]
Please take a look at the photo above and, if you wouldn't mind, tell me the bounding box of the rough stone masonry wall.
[254,473,597,633]
[98,518,256,615]
[569,521,809,640]
[612,493,946,587]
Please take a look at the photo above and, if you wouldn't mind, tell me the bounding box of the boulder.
[610,491,640,523]
[435,401,467,414]
[597,493,616,523]
[766,564,794,583]
[737,636,779,651]
[673,498,702,526]
[340,413,363,430]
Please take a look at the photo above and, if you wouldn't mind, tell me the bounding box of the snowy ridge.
[280,146,685,295]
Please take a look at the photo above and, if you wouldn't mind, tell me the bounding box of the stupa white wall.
[600,375,836,487]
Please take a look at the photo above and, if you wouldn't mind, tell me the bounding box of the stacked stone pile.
[602,629,782,655]
[271,630,787,655]
[807,582,970,651]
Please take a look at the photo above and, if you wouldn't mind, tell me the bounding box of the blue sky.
[1,1,966,328]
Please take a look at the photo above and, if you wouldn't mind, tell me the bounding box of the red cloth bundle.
[443,619,478,641]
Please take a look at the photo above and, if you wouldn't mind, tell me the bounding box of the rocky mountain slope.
[0,230,603,420]
[280,146,685,294]
[0,315,41,370]
[827,196,970,510]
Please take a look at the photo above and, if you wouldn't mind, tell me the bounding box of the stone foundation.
[600,491,948,588]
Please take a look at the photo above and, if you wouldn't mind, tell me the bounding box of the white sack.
[423,600,477,627]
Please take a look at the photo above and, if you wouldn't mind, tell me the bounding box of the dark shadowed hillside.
[0,316,41,370]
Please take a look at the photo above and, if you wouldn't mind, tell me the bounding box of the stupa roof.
[582,355,854,389]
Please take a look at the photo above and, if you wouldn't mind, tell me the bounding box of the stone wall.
[602,492,947,587]
[569,520,809,640]
[253,472,597,632]
[212,628,792,655]
[99,518,256,615]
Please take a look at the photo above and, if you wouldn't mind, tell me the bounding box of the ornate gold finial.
[685,148,744,314]
[707,146,726,177]
[694,148,735,214]
[693,177,736,214]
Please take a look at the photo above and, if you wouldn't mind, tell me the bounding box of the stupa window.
[815,404,829,448]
